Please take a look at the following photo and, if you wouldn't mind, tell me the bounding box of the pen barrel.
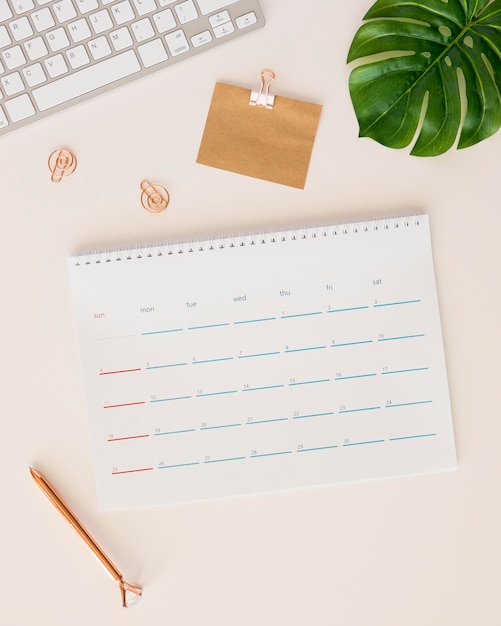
[63,508,123,582]
[31,469,122,582]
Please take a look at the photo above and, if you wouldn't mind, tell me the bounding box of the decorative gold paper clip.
[249,69,275,109]
[140,179,170,213]
[29,467,142,608]
[48,148,77,182]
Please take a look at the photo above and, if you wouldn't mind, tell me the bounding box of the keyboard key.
[24,36,48,60]
[1,70,24,94]
[23,61,46,85]
[75,0,99,12]
[0,24,12,48]
[88,34,111,58]
[175,0,197,24]
[110,26,133,50]
[2,45,26,69]
[131,17,154,42]
[66,43,90,68]
[89,9,113,34]
[213,21,233,38]
[236,11,256,28]
[31,7,56,32]
[32,49,141,110]
[68,18,92,42]
[153,9,175,33]
[0,0,12,22]
[209,11,229,27]
[191,29,211,47]
[137,38,167,67]
[53,0,77,22]
[196,0,238,16]
[5,92,35,121]
[133,0,156,16]
[111,0,134,25]
[44,53,68,77]
[164,29,189,56]
[9,16,33,40]
[47,27,70,51]
[12,0,34,15]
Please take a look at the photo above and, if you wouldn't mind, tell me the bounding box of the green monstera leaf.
[347,0,501,156]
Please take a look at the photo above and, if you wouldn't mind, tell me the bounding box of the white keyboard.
[0,0,264,136]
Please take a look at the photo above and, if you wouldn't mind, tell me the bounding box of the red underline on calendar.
[100,368,142,375]
[108,434,149,442]
[103,401,146,409]
[111,467,154,475]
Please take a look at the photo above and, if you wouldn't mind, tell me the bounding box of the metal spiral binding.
[71,215,421,266]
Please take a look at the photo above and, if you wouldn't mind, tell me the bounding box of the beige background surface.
[1,1,500,624]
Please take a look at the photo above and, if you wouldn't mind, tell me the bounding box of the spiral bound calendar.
[68,215,457,510]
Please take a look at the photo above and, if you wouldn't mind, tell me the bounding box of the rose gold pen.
[29,467,142,608]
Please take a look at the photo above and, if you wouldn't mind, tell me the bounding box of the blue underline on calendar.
[382,367,429,375]
[293,412,335,420]
[332,340,373,348]
[328,305,369,313]
[146,362,188,369]
[374,299,421,308]
[242,385,285,392]
[234,317,277,325]
[285,346,327,353]
[154,428,196,436]
[289,379,330,386]
[248,417,288,425]
[188,322,230,330]
[238,351,280,359]
[298,445,338,453]
[387,400,432,408]
[340,406,381,414]
[142,328,183,336]
[252,451,292,458]
[378,334,425,342]
[281,311,323,319]
[158,462,199,469]
[197,390,238,397]
[201,423,241,430]
[193,357,233,365]
[335,373,377,381]
[390,433,436,441]
[205,456,246,464]
[142,328,183,335]
[151,395,192,402]
[343,439,385,447]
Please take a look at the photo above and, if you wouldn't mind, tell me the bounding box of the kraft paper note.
[196,81,322,189]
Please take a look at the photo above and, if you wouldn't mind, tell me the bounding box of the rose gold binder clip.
[249,69,275,109]
[140,180,170,213]
[48,148,77,183]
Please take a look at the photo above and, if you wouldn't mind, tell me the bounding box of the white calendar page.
[68,216,457,510]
